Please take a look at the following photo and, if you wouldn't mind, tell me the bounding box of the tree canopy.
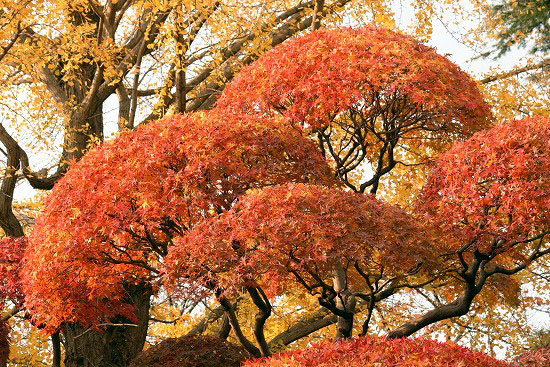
[216,26,492,194]
[0,6,548,366]
[23,110,332,333]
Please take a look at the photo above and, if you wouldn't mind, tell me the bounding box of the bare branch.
[479,57,550,84]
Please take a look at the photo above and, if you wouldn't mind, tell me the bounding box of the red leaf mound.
[216,26,491,192]
[0,236,26,305]
[129,335,250,367]
[244,336,513,367]
[514,345,550,367]
[23,111,333,332]
[165,183,435,298]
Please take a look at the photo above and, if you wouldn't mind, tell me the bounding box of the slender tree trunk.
[62,284,151,367]
[0,322,9,367]
[333,265,356,339]
[52,331,61,367]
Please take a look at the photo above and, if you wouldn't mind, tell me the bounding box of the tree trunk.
[333,265,356,339]
[0,322,9,367]
[63,284,151,367]
[52,331,61,367]
[62,103,104,164]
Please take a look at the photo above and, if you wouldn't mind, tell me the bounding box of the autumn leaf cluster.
[243,336,513,367]
[514,344,550,367]
[216,27,492,195]
[418,116,550,253]
[129,335,250,367]
[165,183,435,298]
[0,236,26,306]
[23,110,333,332]
[218,27,490,132]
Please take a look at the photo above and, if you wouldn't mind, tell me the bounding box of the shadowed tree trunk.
[62,284,151,367]
[333,265,356,339]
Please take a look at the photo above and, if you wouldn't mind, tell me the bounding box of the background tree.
[476,0,549,122]
[490,0,550,56]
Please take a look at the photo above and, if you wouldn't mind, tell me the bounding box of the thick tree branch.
[268,308,336,348]
[0,22,25,63]
[479,57,550,84]
[218,296,261,358]
[311,0,325,30]
[0,306,20,322]
[185,304,226,337]
[247,286,272,357]
[18,144,63,190]
[0,123,23,236]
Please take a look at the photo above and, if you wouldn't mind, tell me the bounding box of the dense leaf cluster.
[0,237,26,306]
[166,183,434,301]
[418,116,550,254]
[129,335,250,367]
[243,336,513,367]
[216,27,491,193]
[514,344,550,367]
[24,111,332,333]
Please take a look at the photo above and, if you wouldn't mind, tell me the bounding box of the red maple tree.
[23,110,332,335]
[166,183,436,353]
[389,116,550,338]
[15,25,549,367]
[216,26,492,193]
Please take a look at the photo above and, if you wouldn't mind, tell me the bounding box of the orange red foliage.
[0,236,26,306]
[216,27,491,193]
[217,27,490,132]
[514,345,550,367]
[23,111,333,332]
[243,336,513,367]
[165,183,434,298]
[417,116,550,254]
